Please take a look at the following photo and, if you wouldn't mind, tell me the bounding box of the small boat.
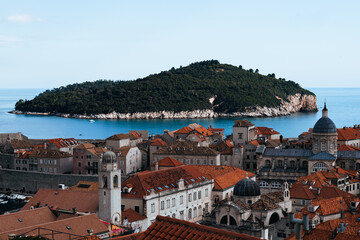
[89,119,95,123]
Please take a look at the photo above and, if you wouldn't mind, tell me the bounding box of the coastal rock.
[9,94,317,120]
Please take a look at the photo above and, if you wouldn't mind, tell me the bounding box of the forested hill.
[14,60,314,115]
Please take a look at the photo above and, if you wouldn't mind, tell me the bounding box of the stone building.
[72,143,108,175]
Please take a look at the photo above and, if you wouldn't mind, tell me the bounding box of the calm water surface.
[0,88,359,139]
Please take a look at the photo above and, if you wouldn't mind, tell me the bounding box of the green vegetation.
[15,60,314,114]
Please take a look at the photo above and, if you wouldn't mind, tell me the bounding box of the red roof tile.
[122,208,146,222]
[150,138,167,146]
[155,157,184,167]
[138,215,260,240]
[337,144,360,151]
[255,127,280,135]
[337,127,360,141]
[175,126,193,134]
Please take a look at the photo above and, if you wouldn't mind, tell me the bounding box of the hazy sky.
[1,1,359,89]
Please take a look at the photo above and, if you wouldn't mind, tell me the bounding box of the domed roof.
[233,178,260,197]
[103,151,116,163]
[313,117,337,134]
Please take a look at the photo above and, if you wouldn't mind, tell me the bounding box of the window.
[198,206,202,216]
[54,160,57,165]
[314,143,318,151]
[259,181,269,187]
[151,203,155,213]
[135,206,140,213]
[166,199,170,209]
[265,160,271,167]
[193,192,197,201]
[180,211,184,220]
[341,162,345,169]
[210,160,214,165]
[321,142,326,151]
[312,162,328,172]
[180,195,184,205]
[78,162,81,167]
[238,133,243,139]
[188,209,192,219]
[278,160,283,167]
[290,161,295,168]
[172,198,176,207]
[190,159,194,164]
[196,159,200,164]
[193,207,197,218]
[120,160,124,166]
[302,161,308,169]
[49,168,52,172]
[161,201,164,210]
[203,160,207,165]
[188,193,192,202]
[54,168,57,173]
[40,159,42,164]
[330,143,334,151]
[172,213,176,218]
[272,182,281,188]
[49,160,52,164]
[44,160,47,164]
[205,188,208,197]
[198,191,201,199]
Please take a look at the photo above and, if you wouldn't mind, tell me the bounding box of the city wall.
[0,169,98,193]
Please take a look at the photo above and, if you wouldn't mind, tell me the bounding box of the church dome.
[313,117,337,134]
[103,151,116,163]
[233,178,260,197]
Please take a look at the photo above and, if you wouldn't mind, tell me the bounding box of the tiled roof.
[150,138,167,146]
[337,144,360,151]
[193,126,213,137]
[249,140,259,147]
[74,143,96,149]
[208,127,224,132]
[255,127,280,135]
[338,150,360,159]
[209,141,233,155]
[28,149,72,158]
[114,146,134,157]
[290,185,316,200]
[10,139,31,149]
[155,157,184,167]
[122,208,146,222]
[47,138,78,148]
[308,152,336,161]
[311,197,349,216]
[138,215,260,240]
[263,148,313,157]
[87,146,109,158]
[69,181,98,192]
[233,120,254,127]
[154,141,220,156]
[250,196,280,211]
[175,126,193,134]
[0,214,108,240]
[106,133,131,140]
[0,207,57,233]
[121,165,210,199]
[193,165,254,190]
[337,127,360,141]
[22,189,99,213]
[265,139,281,148]
[112,233,143,240]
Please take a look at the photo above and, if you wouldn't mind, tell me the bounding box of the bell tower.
[98,151,122,225]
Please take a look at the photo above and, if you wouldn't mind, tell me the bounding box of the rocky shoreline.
[9,94,318,120]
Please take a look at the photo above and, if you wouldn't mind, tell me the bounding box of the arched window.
[321,142,326,151]
[113,175,118,188]
[272,182,281,188]
[278,160,283,167]
[312,162,328,172]
[188,209,192,219]
[198,206,202,216]
[259,181,269,187]
[103,175,108,188]
[290,161,296,168]
[172,213,176,218]
[193,207,197,218]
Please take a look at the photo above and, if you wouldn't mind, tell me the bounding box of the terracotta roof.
[250,197,280,211]
[69,181,98,192]
[88,146,109,158]
[193,127,213,137]
[28,149,72,158]
[249,140,259,147]
[233,120,254,127]
[208,127,224,132]
[112,233,143,240]
[210,141,233,155]
[122,208,146,222]
[138,215,260,240]
[47,138,78,148]
[114,146,134,157]
[337,144,360,151]
[150,138,167,146]
[10,139,31,149]
[0,207,57,233]
[106,133,131,140]
[255,127,280,135]
[22,189,99,213]
[193,165,254,190]
[265,139,281,148]
[175,126,193,134]
[154,141,220,156]
[74,143,96,149]
[155,157,184,167]
[290,185,316,200]
[0,214,108,240]
[337,127,360,141]
[121,165,210,199]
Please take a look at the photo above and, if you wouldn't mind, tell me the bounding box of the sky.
[1,0,359,89]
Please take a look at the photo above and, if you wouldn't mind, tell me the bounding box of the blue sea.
[0,88,359,139]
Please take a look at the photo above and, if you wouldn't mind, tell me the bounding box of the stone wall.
[0,169,97,193]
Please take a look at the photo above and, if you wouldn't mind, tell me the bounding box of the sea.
[0,88,359,140]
